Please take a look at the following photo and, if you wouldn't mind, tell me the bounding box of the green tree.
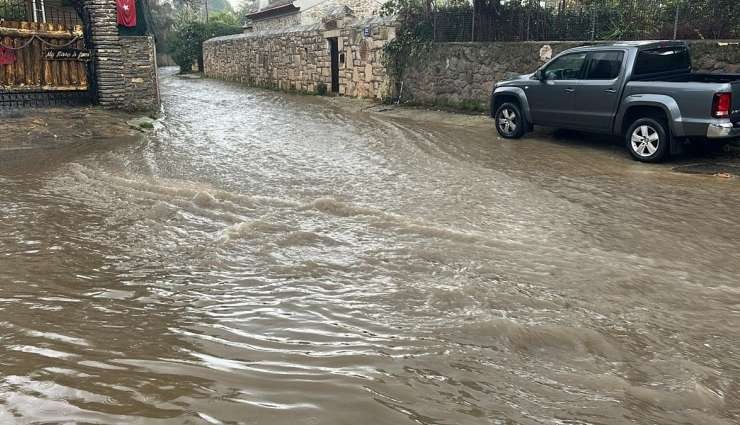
[207,0,233,13]
[148,0,177,54]
[209,9,240,25]
[170,7,242,73]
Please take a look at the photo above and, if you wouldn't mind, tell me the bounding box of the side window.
[634,47,691,75]
[586,51,624,80]
[544,53,587,80]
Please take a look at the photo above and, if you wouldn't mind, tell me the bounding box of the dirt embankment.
[1,107,145,153]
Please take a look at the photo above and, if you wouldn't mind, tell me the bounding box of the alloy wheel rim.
[498,108,517,135]
[630,125,660,157]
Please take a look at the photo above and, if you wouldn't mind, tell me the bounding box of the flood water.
[2,70,740,424]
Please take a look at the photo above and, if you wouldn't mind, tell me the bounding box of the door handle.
[604,88,617,93]
[564,88,575,93]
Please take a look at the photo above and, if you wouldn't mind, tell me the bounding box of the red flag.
[117,0,137,27]
[0,46,16,65]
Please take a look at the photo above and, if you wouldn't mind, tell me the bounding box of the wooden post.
[31,22,41,87]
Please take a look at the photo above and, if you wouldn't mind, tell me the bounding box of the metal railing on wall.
[0,0,82,27]
[0,0,31,21]
[429,0,740,42]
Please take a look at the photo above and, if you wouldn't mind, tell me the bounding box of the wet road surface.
[2,70,740,424]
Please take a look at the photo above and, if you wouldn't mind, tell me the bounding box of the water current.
[2,70,740,424]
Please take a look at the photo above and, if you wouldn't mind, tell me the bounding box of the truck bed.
[632,71,740,84]
[628,72,740,124]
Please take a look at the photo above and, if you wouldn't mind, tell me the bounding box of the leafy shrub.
[170,8,242,73]
[381,0,433,97]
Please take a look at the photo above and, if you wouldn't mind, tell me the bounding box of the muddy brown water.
[2,70,740,424]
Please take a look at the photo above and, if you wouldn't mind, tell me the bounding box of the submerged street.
[2,70,740,424]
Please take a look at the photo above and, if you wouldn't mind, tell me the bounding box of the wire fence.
[0,0,82,27]
[430,0,740,42]
[0,0,30,21]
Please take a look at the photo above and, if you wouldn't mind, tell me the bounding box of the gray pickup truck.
[490,41,740,162]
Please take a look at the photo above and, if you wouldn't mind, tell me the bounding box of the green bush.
[170,9,242,74]
[381,0,433,94]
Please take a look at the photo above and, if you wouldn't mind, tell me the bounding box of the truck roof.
[564,40,687,53]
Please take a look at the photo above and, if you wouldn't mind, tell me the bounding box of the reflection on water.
[2,70,740,424]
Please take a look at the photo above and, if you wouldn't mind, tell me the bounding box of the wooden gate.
[0,18,91,107]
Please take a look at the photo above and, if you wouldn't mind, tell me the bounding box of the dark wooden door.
[328,37,339,93]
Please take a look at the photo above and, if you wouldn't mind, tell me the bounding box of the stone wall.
[81,0,126,107]
[689,41,740,73]
[74,0,160,111]
[402,40,740,109]
[204,16,395,99]
[119,36,160,112]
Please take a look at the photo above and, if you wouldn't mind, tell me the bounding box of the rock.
[127,116,157,131]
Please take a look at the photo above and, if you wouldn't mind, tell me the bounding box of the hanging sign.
[0,46,16,65]
[43,47,91,62]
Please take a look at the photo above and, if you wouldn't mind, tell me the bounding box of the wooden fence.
[0,20,88,92]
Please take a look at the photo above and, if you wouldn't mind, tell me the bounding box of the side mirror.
[533,70,545,81]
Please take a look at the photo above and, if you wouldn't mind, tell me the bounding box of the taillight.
[712,93,731,118]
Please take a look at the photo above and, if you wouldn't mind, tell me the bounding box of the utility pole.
[471,3,475,42]
[205,0,209,23]
[673,2,679,40]
[590,2,596,40]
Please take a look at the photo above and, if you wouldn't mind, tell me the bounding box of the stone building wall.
[82,0,126,107]
[251,12,301,32]
[204,16,395,99]
[246,0,386,33]
[119,36,160,112]
[57,0,159,111]
[402,40,740,109]
[301,0,384,24]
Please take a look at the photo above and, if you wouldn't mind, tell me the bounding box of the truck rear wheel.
[625,118,669,163]
[495,102,527,139]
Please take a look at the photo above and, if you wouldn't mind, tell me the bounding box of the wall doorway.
[328,37,339,93]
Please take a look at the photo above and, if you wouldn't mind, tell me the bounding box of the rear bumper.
[707,122,740,138]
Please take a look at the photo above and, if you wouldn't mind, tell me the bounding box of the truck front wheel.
[495,102,527,139]
[625,118,669,162]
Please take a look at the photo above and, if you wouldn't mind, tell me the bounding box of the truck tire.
[625,117,669,162]
[495,102,527,139]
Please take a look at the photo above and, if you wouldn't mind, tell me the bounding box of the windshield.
[634,47,691,75]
